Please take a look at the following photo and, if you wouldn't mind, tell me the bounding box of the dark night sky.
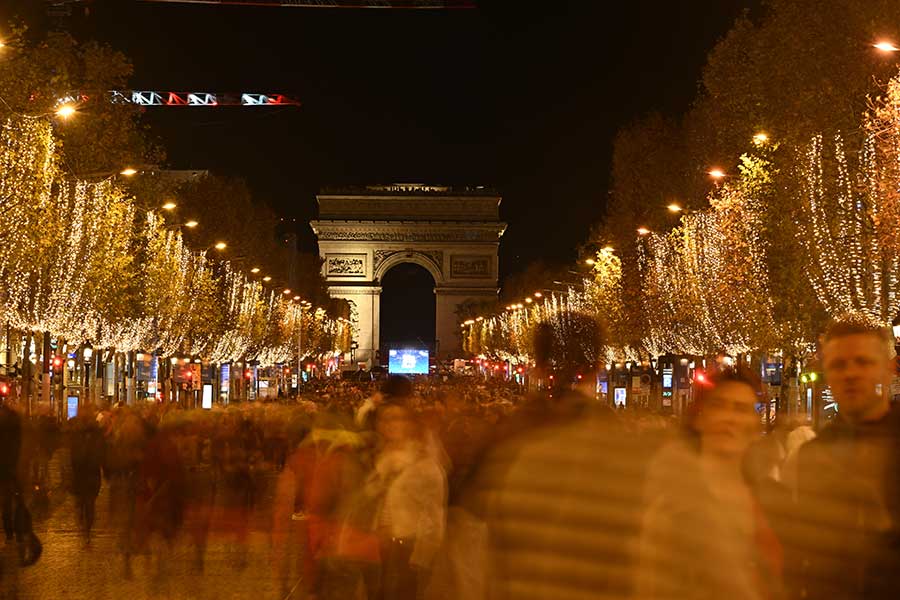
[7,0,760,279]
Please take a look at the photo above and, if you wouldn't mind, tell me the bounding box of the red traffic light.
[52,356,63,369]
[0,382,9,396]
[244,369,252,379]
[695,371,708,384]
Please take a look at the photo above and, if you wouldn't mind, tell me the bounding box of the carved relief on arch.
[373,249,443,279]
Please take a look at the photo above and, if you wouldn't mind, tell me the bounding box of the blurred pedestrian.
[635,368,783,600]
[369,391,447,600]
[69,409,105,545]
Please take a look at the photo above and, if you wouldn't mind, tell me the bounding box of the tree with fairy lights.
[796,89,900,325]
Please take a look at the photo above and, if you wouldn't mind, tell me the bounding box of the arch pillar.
[329,285,381,368]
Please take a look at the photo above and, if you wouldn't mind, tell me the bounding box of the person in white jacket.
[370,399,447,600]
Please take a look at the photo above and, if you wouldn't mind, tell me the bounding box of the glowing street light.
[161,201,177,210]
[213,242,227,250]
[263,276,272,282]
[283,288,292,295]
[585,258,596,266]
[120,167,138,176]
[55,104,77,119]
[534,291,543,298]
[250,267,260,274]
[184,220,198,228]
[293,295,301,301]
[874,40,900,53]
[667,203,683,213]
[525,297,533,303]
[752,132,769,144]
[708,168,726,180]
[637,227,651,236]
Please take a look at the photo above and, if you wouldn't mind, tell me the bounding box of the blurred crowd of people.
[2,318,900,600]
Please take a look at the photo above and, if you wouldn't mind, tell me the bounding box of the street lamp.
[283,288,292,295]
[874,40,900,53]
[263,276,272,282]
[667,203,683,213]
[250,267,260,274]
[184,220,199,228]
[120,167,138,177]
[55,104,77,120]
[534,291,543,298]
[637,227,651,236]
[213,242,227,250]
[752,132,769,145]
[162,201,177,211]
[708,168,726,180]
[585,258,596,266]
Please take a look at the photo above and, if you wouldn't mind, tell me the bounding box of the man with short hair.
[791,317,900,599]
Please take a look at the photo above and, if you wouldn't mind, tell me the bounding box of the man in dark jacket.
[790,318,900,599]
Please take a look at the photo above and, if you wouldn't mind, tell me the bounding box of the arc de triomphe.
[311,184,506,366]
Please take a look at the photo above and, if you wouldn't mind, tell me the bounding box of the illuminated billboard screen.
[388,349,429,375]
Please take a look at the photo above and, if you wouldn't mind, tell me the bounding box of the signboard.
[662,368,673,390]
[220,363,230,396]
[614,387,627,408]
[201,384,213,409]
[190,364,202,391]
[67,396,78,420]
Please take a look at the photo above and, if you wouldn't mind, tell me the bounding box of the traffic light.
[52,356,63,371]
[0,381,9,398]
[244,369,252,380]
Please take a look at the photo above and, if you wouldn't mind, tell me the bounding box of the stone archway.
[311,184,506,366]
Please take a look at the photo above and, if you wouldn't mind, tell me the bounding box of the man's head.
[822,317,895,423]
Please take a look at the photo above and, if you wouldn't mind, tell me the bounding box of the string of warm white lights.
[0,114,347,367]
